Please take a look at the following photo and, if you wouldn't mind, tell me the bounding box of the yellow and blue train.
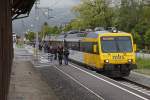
[50,29,137,77]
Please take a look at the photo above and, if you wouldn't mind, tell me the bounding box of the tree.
[40,22,50,39]
[63,24,72,32]
[26,31,35,42]
[40,22,62,38]
[63,19,85,31]
[64,0,150,50]
[50,26,61,35]
[115,0,144,32]
[132,31,143,49]
[73,0,113,29]
[144,29,150,49]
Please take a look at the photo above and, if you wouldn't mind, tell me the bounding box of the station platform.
[8,47,58,100]
[8,61,58,100]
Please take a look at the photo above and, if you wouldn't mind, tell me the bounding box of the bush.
[144,29,150,49]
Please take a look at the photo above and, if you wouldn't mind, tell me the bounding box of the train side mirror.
[93,45,97,53]
[133,44,136,52]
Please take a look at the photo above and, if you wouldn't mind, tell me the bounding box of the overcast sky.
[13,0,80,35]
[13,0,119,35]
[39,0,80,8]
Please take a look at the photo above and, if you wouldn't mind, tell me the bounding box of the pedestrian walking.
[57,46,63,65]
[44,41,49,53]
[64,48,69,65]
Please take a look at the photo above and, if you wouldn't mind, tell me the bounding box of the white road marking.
[53,66,105,100]
[34,65,50,68]
[69,63,149,100]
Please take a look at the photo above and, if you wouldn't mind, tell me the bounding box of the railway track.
[30,51,150,97]
[68,59,150,96]
[115,78,150,96]
[69,61,150,96]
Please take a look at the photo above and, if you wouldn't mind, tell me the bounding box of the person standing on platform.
[64,48,70,65]
[54,46,57,60]
[57,46,63,65]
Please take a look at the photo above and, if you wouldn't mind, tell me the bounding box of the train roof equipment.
[55,27,131,41]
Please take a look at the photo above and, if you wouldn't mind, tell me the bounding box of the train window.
[72,42,76,50]
[66,42,80,51]
[80,42,99,54]
[65,41,99,54]
[86,42,93,53]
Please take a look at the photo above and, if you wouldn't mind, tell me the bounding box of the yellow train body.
[82,32,136,70]
[52,30,137,77]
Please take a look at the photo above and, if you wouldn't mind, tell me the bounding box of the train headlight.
[105,60,109,63]
[128,59,132,63]
[112,29,118,33]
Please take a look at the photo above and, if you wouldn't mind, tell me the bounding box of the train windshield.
[101,36,132,53]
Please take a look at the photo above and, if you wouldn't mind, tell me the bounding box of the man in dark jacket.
[57,46,63,65]
[64,48,69,65]
[53,46,57,60]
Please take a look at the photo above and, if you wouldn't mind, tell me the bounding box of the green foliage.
[63,0,150,50]
[40,22,61,38]
[136,58,150,69]
[115,0,143,32]
[144,29,150,47]
[50,26,61,35]
[132,32,142,49]
[135,58,150,75]
[63,19,85,31]
[26,31,35,42]
[40,22,51,38]
[63,24,72,32]
[72,0,114,29]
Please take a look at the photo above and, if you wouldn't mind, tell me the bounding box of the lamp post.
[29,23,39,59]
[35,17,40,59]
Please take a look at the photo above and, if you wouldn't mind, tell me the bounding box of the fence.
[136,53,150,59]
[32,52,55,67]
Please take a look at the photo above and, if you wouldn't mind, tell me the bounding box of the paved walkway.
[8,60,58,100]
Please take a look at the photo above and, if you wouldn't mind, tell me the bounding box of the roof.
[12,0,36,20]
[60,31,131,40]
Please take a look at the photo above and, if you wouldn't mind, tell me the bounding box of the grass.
[134,58,150,75]
[136,58,150,69]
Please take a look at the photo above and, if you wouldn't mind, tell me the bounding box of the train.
[49,28,137,77]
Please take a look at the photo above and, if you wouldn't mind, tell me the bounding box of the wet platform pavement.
[8,47,58,100]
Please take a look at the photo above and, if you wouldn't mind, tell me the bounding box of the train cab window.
[101,36,132,53]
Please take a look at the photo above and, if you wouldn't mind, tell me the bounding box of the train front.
[99,33,137,77]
